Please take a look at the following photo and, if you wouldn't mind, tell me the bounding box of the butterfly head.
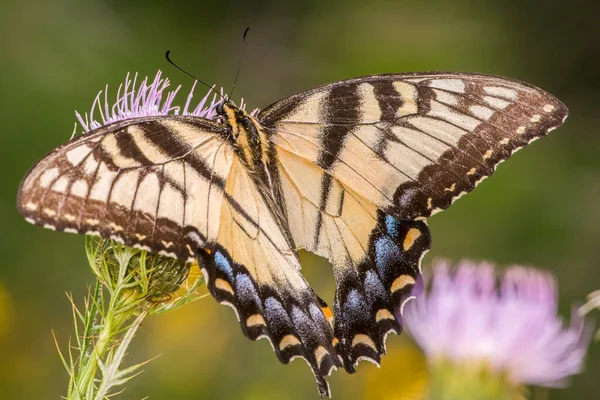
[216,101,242,130]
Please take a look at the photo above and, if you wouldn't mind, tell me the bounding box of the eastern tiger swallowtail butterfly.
[17,71,567,397]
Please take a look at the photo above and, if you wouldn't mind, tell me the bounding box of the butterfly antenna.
[228,27,250,101]
[165,50,226,101]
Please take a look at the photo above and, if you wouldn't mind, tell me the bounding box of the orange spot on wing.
[321,306,333,322]
[403,228,422,251]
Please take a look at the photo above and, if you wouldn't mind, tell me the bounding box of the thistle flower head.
[86,236,203,307]
[404,260,591,391]
[74,70,258,135]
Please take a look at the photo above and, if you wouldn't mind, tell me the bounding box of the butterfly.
[17,71,567,396]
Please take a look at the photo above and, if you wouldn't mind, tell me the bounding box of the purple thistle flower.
[404,260,591,390]
[73,70,259,135]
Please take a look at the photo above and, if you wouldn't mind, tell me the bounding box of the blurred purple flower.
[404,260,591,388]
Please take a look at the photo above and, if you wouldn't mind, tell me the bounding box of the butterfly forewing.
[260,72,568,220]
[18,116,232,261]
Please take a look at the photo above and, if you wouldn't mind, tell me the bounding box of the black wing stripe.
[372,80,405,121]
[114,128,154,165]
[137,120,228,191]
[203,138,226,244]
[316,83,362,170]
[314,83,362,247]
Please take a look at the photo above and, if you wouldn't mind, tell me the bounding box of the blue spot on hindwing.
[214,250,234,280]
[364,270,388,304]
[235,274,262,311]
[385,214,399,238]
[343,289,369,323]
[374,236,401,281]
[309,303,329,327]
[264,297,291,331]
[291,306,313,339]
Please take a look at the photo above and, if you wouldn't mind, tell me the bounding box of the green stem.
[58,238,202,399]
[71,294,140,399]
[75,309,113,398]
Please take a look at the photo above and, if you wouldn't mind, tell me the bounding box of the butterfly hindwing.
[276,145,430,371]
[201,156,341,396]
[198,245,340,397]
[332,214,428,371]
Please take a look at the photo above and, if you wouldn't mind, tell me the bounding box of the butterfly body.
[17,71,568,397]
[219,102,271,168]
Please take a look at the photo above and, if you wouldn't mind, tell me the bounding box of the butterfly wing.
[199,155,341,396]
[18,116,235,261]
[18,115,342,396]
[260,72,568,219]
[259,72,567,370]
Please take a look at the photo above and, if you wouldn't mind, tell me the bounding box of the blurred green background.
[0,0,598,398]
